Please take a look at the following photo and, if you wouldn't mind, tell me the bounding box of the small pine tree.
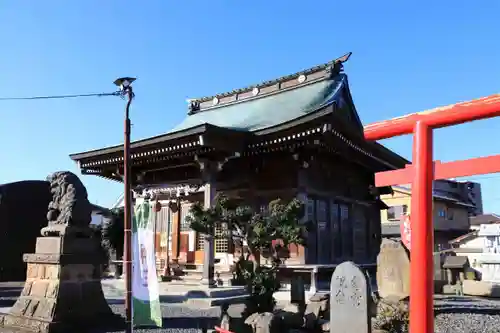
[187,194,308,313]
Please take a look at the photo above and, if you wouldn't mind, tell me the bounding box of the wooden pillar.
[196,157,219,288]
[296,191,309,265]
[201,176,216,287]
[170,201,181,261]
[227,219,235,259]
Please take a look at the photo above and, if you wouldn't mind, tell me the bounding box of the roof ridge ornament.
[187,99,201,115]
[326,52,352,79]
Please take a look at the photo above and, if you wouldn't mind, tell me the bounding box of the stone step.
[186,293,249,307]
[101,281,249,308]
[166,267,233,285]
[177,266,232,274]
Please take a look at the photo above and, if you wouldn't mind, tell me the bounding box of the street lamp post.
[114,77,136,333]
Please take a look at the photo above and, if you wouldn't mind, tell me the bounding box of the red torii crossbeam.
[364,93,500,333]
[365,94,500,140]
[375,155,500,187]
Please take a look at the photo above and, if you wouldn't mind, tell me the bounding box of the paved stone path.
[3,281,500,332]
[0,281,244,333]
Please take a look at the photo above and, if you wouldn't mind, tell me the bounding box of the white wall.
[91,213,104,225]
[458,237,483,250]
[455,228,500,282]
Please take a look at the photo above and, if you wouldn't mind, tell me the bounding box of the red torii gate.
[365,94,500,333]
[215,94,500,333]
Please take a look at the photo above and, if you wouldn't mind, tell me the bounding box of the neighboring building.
[90,203,112,225]
[0,181,51,281]
[380,180,481,251]
[469,213,500,230]
[0,180,108,281]
[70,53,408,274]
[449,218,500,282]
[433,179,483,216]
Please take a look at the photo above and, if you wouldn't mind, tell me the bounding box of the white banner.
[132,200,162,328]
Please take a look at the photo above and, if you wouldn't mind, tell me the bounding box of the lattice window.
[330,201,341,260]
[316,199,328,231]
[215,224,229,253]
[306,198,315,223]
[156,257,166,272]
[197,233,205,250]
[352,205,367,259]
[259,203,269,216]
[340,203,352,258]
[196,224,229,252]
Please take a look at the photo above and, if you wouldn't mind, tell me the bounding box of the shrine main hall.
[70,53,408,276]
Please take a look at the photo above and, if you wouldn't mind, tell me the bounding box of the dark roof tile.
[470,214,500,225]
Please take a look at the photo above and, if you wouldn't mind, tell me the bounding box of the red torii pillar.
[364,94,500,333]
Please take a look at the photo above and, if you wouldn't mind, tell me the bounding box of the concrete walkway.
[101,279,251,306]
[0,279,299,313]
[101,278,312,304]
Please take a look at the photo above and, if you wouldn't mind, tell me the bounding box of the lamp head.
[113,77,136,91]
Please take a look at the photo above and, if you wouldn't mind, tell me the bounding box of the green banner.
[132,200,162,328]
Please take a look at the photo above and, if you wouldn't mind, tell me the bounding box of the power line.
[458,175,500,181]
[0,91,120,101]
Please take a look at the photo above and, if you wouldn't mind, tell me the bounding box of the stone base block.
[0,310,123,333]
[1,312,62,333]
[442,284,459,295]
[463,280,500,298]
[0,236,125,333]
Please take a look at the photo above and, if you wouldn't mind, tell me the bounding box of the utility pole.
[114,77,136,333]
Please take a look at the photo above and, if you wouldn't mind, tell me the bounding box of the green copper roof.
[170,75,347,133]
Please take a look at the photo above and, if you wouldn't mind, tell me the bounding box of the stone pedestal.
[0,234,123,333]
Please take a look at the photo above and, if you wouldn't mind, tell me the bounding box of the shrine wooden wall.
[297,154,382,265]
[151,151,382,268]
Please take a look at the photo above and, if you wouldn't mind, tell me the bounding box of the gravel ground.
[104,303,244,333]
[2,283,500,332]
[434,295,500,333]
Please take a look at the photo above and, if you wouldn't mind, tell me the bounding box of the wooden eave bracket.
[194,152,241,174]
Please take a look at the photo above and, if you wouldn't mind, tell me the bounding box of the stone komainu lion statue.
[42,171,92,236]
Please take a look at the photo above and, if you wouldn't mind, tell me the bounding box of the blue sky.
[1,1,499,212]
